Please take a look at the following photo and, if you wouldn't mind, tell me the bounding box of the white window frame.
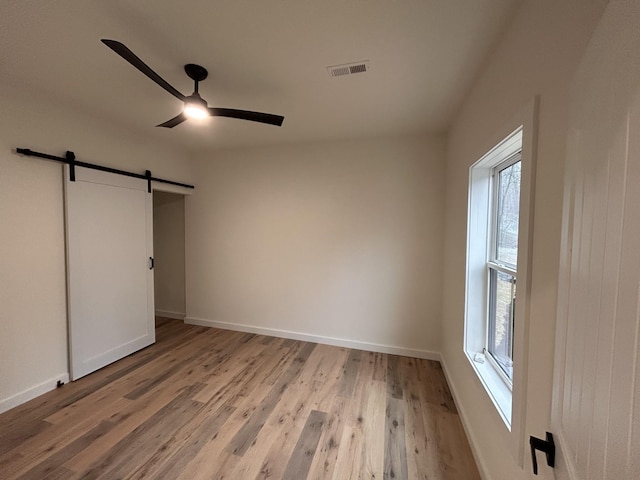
[486,152,521,385]
[463,98,537,466]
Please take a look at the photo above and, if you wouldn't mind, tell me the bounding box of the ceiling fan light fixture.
[183,94,209,119]
[184,104,208,119]
[101,40,284,128]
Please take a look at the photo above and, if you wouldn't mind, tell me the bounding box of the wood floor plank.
[62,383,206,474]
[226,342,316,456]
[191,335,274,404]
[304,345,349,414]
[282,410,327,480]
[372,351,388,382]
[0,397,133,478]
[306,395,347,480]
[76,383,206,479]
[222,345,334,480]
[401,358,440,480]
[43,324,209,427]
[41,465,76,480]
[225,340,292,406]
[387,355,404,400]
[126,403,237,480]
[357,380,386,479]
[259,335,276,345]
[337,349,362,397]
[0,420,51,458]
[260,339,306,387]
[416,358,457,413]
[385,396,409,480]
[16,420,115,480]
[422,405,481,480]
[249,382,315,480]
[0,318,480,480]
[331,355,375,480]
[175,377,280,480]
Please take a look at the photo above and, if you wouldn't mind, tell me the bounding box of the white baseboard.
[439,355,489,480]
[0,372,70,415]
[184,316,440,360]
[155,310,186,320]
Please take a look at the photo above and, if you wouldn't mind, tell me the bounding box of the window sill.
[466,352,512,430]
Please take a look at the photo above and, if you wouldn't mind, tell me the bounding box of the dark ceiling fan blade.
[209,108,284,126]
[156,113,188,128]
[101,39,186,102]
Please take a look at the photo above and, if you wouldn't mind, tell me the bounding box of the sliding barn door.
[65,165,155,380]
[552,1,640,479]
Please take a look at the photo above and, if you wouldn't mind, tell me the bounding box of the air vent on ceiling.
[327,60,370,78]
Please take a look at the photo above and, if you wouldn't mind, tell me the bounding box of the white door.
[65,165,155,380]
[552,1,640,479]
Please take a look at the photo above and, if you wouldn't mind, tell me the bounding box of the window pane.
[488,268,515,380]
[496,161,521,266]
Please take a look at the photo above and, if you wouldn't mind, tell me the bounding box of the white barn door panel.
[552,1,640,479]
[65,165,155,380]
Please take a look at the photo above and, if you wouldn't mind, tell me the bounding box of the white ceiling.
[0,1,519,153]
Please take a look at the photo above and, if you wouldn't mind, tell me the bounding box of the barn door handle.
[530,432,555,475]
[149,257,154,270]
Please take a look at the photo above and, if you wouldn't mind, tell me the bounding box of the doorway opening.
[152,191,186,326]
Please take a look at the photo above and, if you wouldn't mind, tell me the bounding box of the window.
[463,100,537,465]
[464,126,528,429]
[487,155,521,382]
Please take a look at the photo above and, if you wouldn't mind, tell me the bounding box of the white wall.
[0,80,190,412]
[153,191,186,318]
[186,135,445,356]
[441,0,608,478]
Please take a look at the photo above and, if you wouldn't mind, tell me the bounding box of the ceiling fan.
[101,39,284,128]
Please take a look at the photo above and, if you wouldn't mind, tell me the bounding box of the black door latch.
[149,257,154,270]
[530,432,555,475]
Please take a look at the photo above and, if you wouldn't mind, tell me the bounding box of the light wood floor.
[0,318,480,479]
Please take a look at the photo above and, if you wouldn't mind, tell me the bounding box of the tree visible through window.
[487,156,521,381]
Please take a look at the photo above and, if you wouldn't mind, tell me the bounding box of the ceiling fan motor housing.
[186,92,207,108]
